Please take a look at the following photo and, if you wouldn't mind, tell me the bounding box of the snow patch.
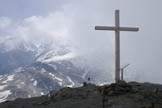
[55,76,63,82]
[58,82,63,86]
[49,73,63,81]
[0,75,3,80]
[49,73,63,86]
[28,95,31,98]
[82,70,89,79]
[48,64,57,70]
[14,67,24,72]
[20,82,25,85]
[42,52,76,63]
[33,80,38,86]
[66,76,75,87]
[41,92,44,95]
[17,82,25,89]
[98,82,110,86]
[0,90,12,103]
[49,73,55,77]
[30,78,34,81]
[0,85,7,90]
[41,68,46,73]
[2,75,15,84]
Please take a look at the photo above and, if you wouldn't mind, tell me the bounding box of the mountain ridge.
[0,81,162,108]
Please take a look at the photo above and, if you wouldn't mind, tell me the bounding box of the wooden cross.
[95,10,139,83]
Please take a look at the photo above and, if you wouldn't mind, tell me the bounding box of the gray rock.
[0,82,162,108]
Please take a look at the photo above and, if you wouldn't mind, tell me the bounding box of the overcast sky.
[0,0,162,83]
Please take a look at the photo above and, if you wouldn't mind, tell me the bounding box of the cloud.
[0,11,71,50]
[0,1,114,83]
[0,17,11,29]
[0,0,162,83]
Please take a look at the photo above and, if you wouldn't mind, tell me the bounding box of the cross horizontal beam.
[95,26,139,32]
[119,27,139,31]
[95,26,116,30]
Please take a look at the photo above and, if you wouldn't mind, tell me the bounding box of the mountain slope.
[0,36,111,103]
[0,60,88,102]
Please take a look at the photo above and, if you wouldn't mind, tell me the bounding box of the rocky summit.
[0,81,162,108]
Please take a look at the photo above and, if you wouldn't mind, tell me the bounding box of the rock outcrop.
[0,82,162,108]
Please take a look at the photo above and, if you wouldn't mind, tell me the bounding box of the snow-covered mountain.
[0,60,87,102]
[0,35,111,103]
[0,37,94,102]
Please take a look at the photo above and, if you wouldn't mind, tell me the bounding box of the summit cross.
[95,10,139,83]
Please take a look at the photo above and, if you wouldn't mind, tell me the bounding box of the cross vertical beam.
[115,10,120,83]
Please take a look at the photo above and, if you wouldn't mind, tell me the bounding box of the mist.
[0,0,162,83]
